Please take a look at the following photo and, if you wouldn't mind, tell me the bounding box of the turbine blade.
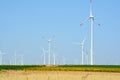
[94,20,101,26]
[80,17,89,26]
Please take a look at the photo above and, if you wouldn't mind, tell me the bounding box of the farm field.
[0,65,120,80]
[0,65,120,72]
[0,70,120,80]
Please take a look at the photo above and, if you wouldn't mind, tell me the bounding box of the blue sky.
[0,0,120,65]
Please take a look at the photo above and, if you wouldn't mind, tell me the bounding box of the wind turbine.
[80,0,100,65]
[14,51,17,65]
[62,56,66,65]
[0,50,5,65]
[81,39,85,65]
[73,39,85,65]
[47,36,55,65]
[42,35,55,65]
[85,51,89,65]
[48,39,51,65]
[9,58,12,65]
[41,47,46,65]
[20,55,24,65]
[53,52,56,65]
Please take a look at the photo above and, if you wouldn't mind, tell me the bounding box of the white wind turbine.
[20,55,24,65]
[85,51,89,65]
[47,36,55,65]
[81,39,85,65]
[62,56,66,65]
[41,47,46,65]
[74,39,85,65]
[42,35,55,65]
[0,50,5,65]
[14,51,17,65]
[53,52,56,65]
[80,0,100,65]
[48,39,51,65]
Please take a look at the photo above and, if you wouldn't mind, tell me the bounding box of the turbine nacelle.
[89,16,94,19]
[48,39,52,42]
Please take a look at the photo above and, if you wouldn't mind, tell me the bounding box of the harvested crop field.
[0,70,120,80]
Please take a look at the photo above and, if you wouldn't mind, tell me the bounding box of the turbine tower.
[80,0,100,65]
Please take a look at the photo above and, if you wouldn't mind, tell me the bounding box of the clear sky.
[0,0,120,65]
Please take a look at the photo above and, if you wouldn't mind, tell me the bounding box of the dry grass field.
[0,70,120,80]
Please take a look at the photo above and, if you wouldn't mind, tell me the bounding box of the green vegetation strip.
[0,65,120,72]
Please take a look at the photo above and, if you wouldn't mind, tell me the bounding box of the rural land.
[0,65,120,80]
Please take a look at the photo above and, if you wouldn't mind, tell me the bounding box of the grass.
[0,65,120,72]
